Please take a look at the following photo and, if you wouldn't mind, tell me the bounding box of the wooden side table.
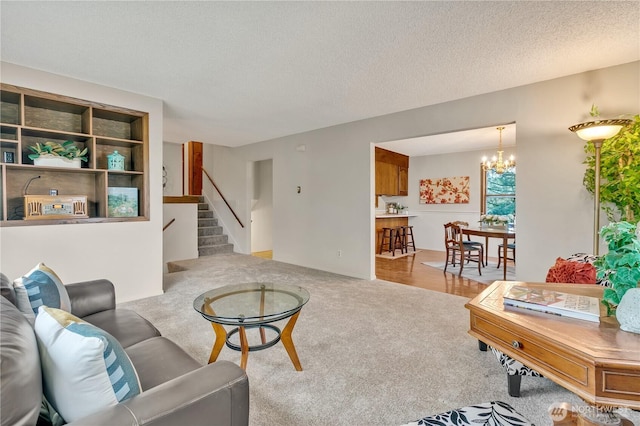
[465,281,640,409]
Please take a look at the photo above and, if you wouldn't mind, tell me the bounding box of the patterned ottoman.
[403,401,533,426]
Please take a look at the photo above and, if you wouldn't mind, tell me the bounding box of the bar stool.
[379,227,404,256]
[401,225,416,253]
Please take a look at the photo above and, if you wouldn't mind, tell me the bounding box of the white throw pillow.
[34,306,141,423]
[13,263,71,321]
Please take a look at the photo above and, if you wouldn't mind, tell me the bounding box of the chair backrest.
[452,221,470,241]
[444,222,464,250]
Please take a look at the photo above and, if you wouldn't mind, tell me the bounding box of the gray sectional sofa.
[0,277,249,426]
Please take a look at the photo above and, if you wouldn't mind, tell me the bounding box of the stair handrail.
[163,218,176,231]
[202,168,245,228]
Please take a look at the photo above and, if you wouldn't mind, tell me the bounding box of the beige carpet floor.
[120,253,639,425]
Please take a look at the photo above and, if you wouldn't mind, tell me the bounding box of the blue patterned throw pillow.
[13,263,71,321]
[34,306,141,423]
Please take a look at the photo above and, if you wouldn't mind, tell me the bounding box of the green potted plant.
[583,113,640,222]
[28,140,88,168]
[595,221,640,317]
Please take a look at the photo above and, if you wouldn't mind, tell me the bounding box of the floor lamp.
[569,118,631,255]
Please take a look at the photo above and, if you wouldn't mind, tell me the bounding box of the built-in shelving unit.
[0,83,149,226]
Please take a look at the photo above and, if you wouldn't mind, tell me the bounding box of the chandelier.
[482,126,514,174]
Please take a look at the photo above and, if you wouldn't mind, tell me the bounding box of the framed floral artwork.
[419,176,470,204]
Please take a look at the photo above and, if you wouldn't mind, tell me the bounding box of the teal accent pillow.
[13,263,71,321]
[34,306,141,423]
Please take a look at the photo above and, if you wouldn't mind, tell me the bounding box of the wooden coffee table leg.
[238,326,249,370]
[281,310,303,371]
[208,322,227,364]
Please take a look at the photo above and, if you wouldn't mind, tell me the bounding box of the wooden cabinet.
[398,166,408,196]
[0,84,149,226]
[375,161,398,196]
[375,147,409,196]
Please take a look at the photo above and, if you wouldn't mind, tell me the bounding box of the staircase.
[197,197,234,256]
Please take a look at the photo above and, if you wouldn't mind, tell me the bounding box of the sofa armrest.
[66,360,249,426]
[65,279,116,318]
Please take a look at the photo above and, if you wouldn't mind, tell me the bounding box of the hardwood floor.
[375,248,488,298]
[251,250,273,259]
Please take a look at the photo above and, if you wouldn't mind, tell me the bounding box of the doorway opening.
[251,159,273,259]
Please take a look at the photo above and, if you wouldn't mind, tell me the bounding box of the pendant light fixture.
[482,126,515,174]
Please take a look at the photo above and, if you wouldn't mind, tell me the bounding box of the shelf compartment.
[107,174,146,218]
[93,108,145,141]
[24,95,90,134]
[1,142,18,164]
[95,138,145,172]
[1,90,21,125]
[21,129,92,167]
[1,125,19,141]
[4,168,101,221]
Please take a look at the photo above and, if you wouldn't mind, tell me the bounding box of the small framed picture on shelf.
[108,187,139,217]
[3,151,14,163]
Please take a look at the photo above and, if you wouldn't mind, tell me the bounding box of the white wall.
[202,61,639,282]
[251,159,273,253]
[162,203,198,271]
[0,63,164,303]
[163,142,183,196]
[406,147,516,256]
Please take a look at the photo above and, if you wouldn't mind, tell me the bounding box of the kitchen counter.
[374,214,416,252]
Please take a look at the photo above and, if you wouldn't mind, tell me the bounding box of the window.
[481,168,515,216]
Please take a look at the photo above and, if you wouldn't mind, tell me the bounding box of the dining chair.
[496,241,516,268]
[443,222,483,276]
[452,221,485,266]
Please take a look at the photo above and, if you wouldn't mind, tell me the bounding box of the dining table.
[461,226,516,280]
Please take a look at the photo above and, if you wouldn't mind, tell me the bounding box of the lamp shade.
[569,118,631,141]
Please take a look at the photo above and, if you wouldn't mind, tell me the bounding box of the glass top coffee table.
[193,282,310,371]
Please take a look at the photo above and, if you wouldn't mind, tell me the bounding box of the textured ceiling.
[1,1,638,148]
[379,123,517,157]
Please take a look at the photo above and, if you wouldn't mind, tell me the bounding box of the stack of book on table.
[503,285,601,323]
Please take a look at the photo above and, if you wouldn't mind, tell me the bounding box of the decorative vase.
[107,150,125,171]
[616,288,640,334]
[34,156,81,169]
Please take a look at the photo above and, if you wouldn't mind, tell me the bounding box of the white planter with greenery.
[34,155,81,168]
[28,140,88,169]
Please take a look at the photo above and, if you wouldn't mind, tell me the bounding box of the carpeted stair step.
[198,243,234,256]
[196,197,233,257]
[198,234,228,247]
[198,218,218,227]
[198,226,223,236]
[198,210,214,219]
